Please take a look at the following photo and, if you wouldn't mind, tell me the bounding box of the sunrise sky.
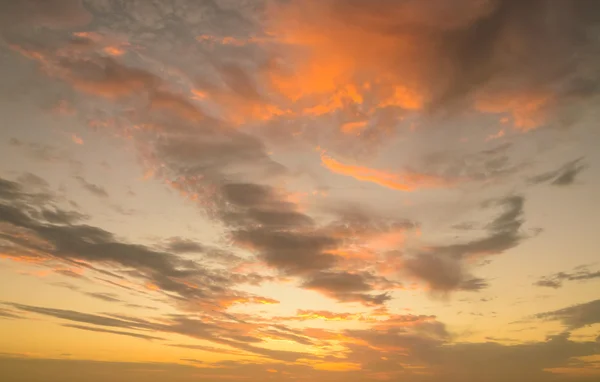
[0,1,599,381]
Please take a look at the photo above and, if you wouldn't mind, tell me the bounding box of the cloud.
[535,299,600,329]
[0,175,279,315]
[0,308,21,320]
[320,153,454,191]
[83,292,122,303]
[404,254,489,293]
[5,302,313,362]
[265,0,600,130]
[534,265,600,289]
[61,57,159,99]
[74,176,109,198]
[302,271,390,306]
[61,324,164,341]
[292,310,361,322]
[415,142,526,183]
[163,238,205,254]
[233,229,338,275]
[9,139,82,168]
[530,158,588,186]
[404,195,525,292]
[0,0,92,30]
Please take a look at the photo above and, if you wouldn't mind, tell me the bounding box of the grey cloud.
[41,208,88,225]
[302,271,391,306]
[0,175,269,314]
[0,0,92,30]
[0,308,21,320]
[219,182,315,229]
[405,195,525,292]
[74,176,109,199]
[61,324,164,341]
[426,332,600,382]
[404,253,488,293]
[530,158,588,186]
[16,173,50,189]
[303,271,372,293]
[535,299,600,329]
[534,266,600,289]
[180,358,204,364]
[4,302,151,330]
[417,142,525,183]
[232,229,338,275]
[84,292,122,303]
[164,237,205,254]
[9,139,82,168]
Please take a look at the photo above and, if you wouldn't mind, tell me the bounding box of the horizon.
[0,1,599,381]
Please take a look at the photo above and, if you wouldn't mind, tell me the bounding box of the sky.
[0,0,599,381]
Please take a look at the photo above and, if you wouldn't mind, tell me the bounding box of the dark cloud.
[4,303,151,330]
[61,324,164,341]
[180,358,204,364]
[404,253,489,293]
[163,237,205,254]
[0,175,279,315]
[40,208,88,225]
[534,265,600,289]
[84,292,122,303]
[535,299,600,329]
[0,0,92,30]
[417,143,526,183]
[74,176,109,199]
[426,332,600,382]
[530,157,588,186]
[302,271,390,306]
[219,183,314,229]
[233,229,338,275]
[405,195,525,293]
[0,308,21,320]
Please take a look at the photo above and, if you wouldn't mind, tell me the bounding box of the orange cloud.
[149,91,205,121]
[295,309,361,321]
[262,0,431,115]
[486,129,505,142]
[217,295,280,308]
[103,46,125,56]
[476,91,554,131]
[341,120,369,135]
[313,361,361,372]
[71,134,84,145]
[320,153,453,191]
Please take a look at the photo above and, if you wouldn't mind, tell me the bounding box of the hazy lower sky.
[0,1,599,381]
